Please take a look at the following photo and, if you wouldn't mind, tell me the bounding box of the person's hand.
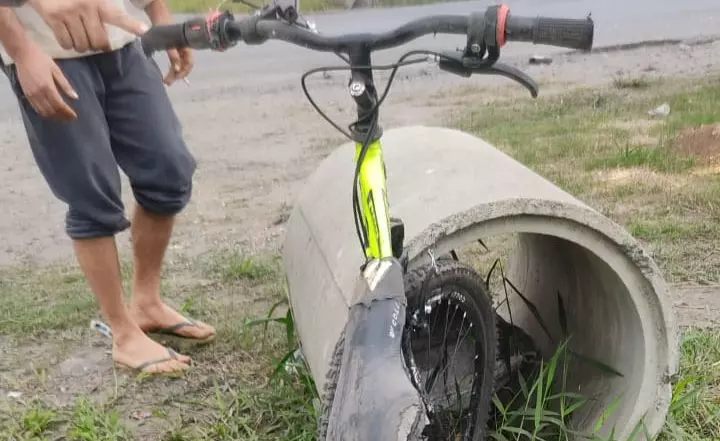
[142,0,192,86]
[14,40,78,121]
[28,0,148,53]
[163,47,193,86]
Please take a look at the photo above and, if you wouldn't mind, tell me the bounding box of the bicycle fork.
[324,46,428,440]
[325,258,429,441]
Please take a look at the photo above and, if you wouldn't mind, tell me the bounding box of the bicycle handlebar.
[244,15,469,52]
[140,5,594,57]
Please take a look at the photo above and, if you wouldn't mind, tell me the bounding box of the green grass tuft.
[0,266,95,336]
[613,76,652,90]
[67,398,131,441]
[204,251,280,283]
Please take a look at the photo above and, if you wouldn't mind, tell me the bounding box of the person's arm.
[0,6,33,60]
[143,0,173,25]
[141,0,193,85]
[26,0,147,53]
[0,7,78,121]
[130,0,156,10]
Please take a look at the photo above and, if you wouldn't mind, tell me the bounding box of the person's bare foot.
[113,327,191,373]
[129,300,216,341]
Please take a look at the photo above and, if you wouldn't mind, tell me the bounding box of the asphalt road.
[1,0,719,105]
[172,0,720,85]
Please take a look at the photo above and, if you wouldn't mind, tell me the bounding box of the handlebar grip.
[504,15,594,51]
[140,12,238,56]
[140,23,188,55]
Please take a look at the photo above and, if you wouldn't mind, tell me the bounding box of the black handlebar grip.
[140,17,220,56]
[140,23,188,55]
[504,15,594,51]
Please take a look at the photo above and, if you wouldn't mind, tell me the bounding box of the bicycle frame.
[356,138,394,259]
[321,47,430,441]
[347,48,395,262]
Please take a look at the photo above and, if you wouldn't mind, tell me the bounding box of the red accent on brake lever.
[205,9,220,45]
[204,8,233,51]
[206,8,222,22]
[496,4,509,47]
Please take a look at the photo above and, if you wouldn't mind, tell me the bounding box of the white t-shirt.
[0,0,152,64]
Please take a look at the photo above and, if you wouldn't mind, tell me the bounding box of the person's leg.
[103,41,214,341]
[2,55,191,372]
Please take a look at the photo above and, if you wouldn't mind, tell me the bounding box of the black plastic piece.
[390,217,404,260]
[462,8,499,66]
[481,5,501,61]
[438,56,472,77]
[465,11,486,57]
[505,14,594,51]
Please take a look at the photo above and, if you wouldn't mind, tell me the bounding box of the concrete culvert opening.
[423,230,649,437]
[282,126,678,440]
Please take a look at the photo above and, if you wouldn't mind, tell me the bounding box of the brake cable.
[299,49,454,256]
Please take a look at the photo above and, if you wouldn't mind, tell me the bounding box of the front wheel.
[402,259,498,440]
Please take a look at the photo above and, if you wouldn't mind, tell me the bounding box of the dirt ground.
[1,31,720,440]
[0,39,719,314]
[673,122,720,163]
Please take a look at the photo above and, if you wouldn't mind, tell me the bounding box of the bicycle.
[140,3,594,439]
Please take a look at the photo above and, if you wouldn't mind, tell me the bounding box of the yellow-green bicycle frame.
[354,139,394,260]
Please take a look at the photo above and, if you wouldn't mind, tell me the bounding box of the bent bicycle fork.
[323,47,427,440]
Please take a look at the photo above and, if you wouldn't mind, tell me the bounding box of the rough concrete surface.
[283,126,677,438]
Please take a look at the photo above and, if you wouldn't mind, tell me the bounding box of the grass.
[659,330,720,441]
[166,0,456,13]
[3,74,720,440]
[203,250,280,283]
[3,249,716,440]
[0,266,96,335]
[453,74,720,284]
[0,250,317,441]
[487,328,720,441]
[66,398,132,441]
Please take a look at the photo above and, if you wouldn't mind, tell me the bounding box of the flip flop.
[148,318,216,344]
[116,347,191,374]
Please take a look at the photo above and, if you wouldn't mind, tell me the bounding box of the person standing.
[4,0,149,53]
[0,0,216,374]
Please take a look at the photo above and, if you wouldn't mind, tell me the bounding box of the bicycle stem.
[347,46,383,143]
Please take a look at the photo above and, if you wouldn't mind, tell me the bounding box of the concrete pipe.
[282,126,678,439]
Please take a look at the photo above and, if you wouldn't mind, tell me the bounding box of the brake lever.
[247,0,298,22]
[475,62,539,98]
[437,52,539,98]
[242,0,317,36]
